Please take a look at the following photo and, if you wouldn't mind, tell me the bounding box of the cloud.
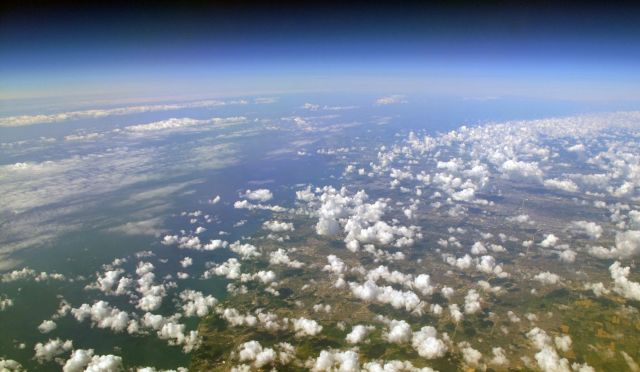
[71,301,135,333]
[411,326,448,359]
[500,160,544,183]
[269,248,304,268]
[569,221,602,239]
[242,189,274,202]
[125,117,246,133]
[609,261,640,301]
[346,325,375,344]
[262,220,294,232]
[38,320,58,334]
[63,349,123,372]
[589,230,640,259]
[375,95,407,106]
[34,338,73,362]
[544,178,579,193]
[108,217,166,237]
[385,320,412,344]
[179,290,218,317]
[0,99,247,127]
[309,349,359,372]
[292,317,323,337]
[533,272,562,285]
[236,341,295,368]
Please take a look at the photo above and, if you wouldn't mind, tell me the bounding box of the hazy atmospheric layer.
[0,97,639,371]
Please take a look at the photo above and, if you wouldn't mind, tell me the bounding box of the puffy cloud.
[269,249,304,268]
[71,301,134,333]
[229,241,261,260]
[464,289,481,315]
[534,272,562,285]
[205,258,242,280]
[1,268,66,283]
[385,320,412,344]
[411,326,448,359]
[539,234,559,248]
[180,257,193,268]
[236,341,295,368]
[179,290,218,317]
[471,242,487,255]
[554,335,572,352]
[349,280,424,314]
[292,317,323,337]
[38,320,57,334]
[0,358,23,371]
[86,269,131,295]
[589,230,640,259]
[63,349,123,372]
[135,263,166,312]
[609,261,640,301]
[34,338,73,362]
[490,347,508,366]
[262,220,295,232]
[310,349,360,371]
[346,325,375,344]
[242,189,273,202]
[0,296,14,311]
[570,221,603,239]
[460,344,482,367]
[500,160,543,183]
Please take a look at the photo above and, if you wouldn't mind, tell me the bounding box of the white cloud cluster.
[135,262,167,311]
[0,358,23,371]
[242,189,274,202]
[346,325,375,344]
[525,327,588,372]
[38,320,57,334]
[609,261,640,301]
[262,220,294,232]
[442,254,508,277]
[533,272,562,286]
[85,268,131,295]
[269,248,304,268]
[310,349,360,371]
[179,290,218,317]
[1,267,66,283]
[292,317,323,337]
[464,289,482,314]
[204,258,242,280]
[140,313,201,352]
[71,301,135,333]
[63,349,123,372]
[589,230,640,259]
[229,241,261,260]
[236,341,295,368]
[569,221,602,239]
[161,234,229,251]
[349,280,424,314]
[312,187,420,251]
[34,338,73,362]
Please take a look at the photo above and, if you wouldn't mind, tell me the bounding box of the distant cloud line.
[0,98,272,127]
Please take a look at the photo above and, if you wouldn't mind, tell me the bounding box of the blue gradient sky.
[1,2,639,103]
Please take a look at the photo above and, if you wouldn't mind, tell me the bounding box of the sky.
[1,1,640,103]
